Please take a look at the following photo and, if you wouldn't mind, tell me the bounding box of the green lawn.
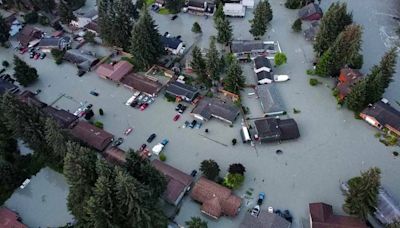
[158,8,171,15]
[146,0,155,5]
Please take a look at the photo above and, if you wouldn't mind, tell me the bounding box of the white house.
[160,35,184,55]
[223,3,246,17]
[241,0,254,8]
[70,9,98,28]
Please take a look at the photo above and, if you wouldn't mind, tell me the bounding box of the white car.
[152,143,164,155]
[125,96,136,106]
[273,75,290,82]
[20,179,31,189]
[251,205,260,217]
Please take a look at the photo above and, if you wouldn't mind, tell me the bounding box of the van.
[240,126,251,143]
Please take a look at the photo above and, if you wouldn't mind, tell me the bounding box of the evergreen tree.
[191,46,210,86]
[166,0,184,14]
[0,13,10,46]
[185,217,208,228]
[13,55,39,86]
[206,38,221,81]
[130,8,164,69]
[377,47,397,90]
[69,0,86,9]
[64,142,98,223]
[44,119,67,165]
[292,18,302,32]
[265,0,273,22]
[285,0,312,9]
[192,22,202,33]
[32,0,56,13]
[314,2,353,56]
[215,17,233,45]
[111,0,137,50]
[315,24,362,77]
[343,167,381,220]
[200,159,220,180]
[0,159,19,192]
[98,0,114,43]
[223,60,245,94]
[214,2,225,22]
[346,78,367,112]
[58,1,76,24]
[249,1,268,39]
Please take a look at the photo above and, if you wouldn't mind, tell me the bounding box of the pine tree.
[191,46,209,85]
[346,78,367,112]
[292,18,302,32]
[206,38,221,81]
[192,22,202,33]
[165,0,184,14]
[58,1,76,24]
[44,118,67,165]
[215,17,233,45]
[13,55,39,86]
[223,60,245,94]
[314,2,353,56]
[0,13,10,46]
[285,0,312,9]
[129,8,163,69]
[265,0,273,22]
[343,167,381,220]
[249,1,268,39]
[111,0,137,50]
[214,2,225,22]
[378,47,397,89]
[315,24,363,77]
[32,0,56,13]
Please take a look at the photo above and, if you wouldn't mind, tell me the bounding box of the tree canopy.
[13,55,39,87]
[249,0,272,38]
[0,14,10,46]
[223,60,245,94]
[200,159,220,180]
[185,217,208,228]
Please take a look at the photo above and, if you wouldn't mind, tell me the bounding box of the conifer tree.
[215,17,233,45]
[265,0,273,22]
[191,46,210,86]
[346,78,367,112]
[58,1,76,24]
[249,1,268,38]
[206,38,221,81]
[13,56,39,86]
[0,14,10,46]
[223,60,245,94]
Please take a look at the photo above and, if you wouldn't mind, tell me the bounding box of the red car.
[173,114,180,121]
[34,53,40,60]
[140,103,149,111]
[19,48,28,54]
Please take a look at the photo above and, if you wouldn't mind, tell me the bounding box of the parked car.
[152,139,169,155]
[147,133,156,143]
[78,70,86,77]
[161,139,169,145]
[142,96,149,103]
[175,103,183,111]
[139,143,147,151]
[173,114,180,121]
[112,137,124,147]
[137,94,145,102]
[171,15,178,20]
[29,51,35,58]
[34,52,40,60]
[251,205,260,217]
[178,105,187,114]
[90,91,99,96]
[183,121,190,128]
[34,89,41,95]
[124,127,133,135]
[126,95,136,106]
[20,178,31,189]
[189,120,197,128]
[40,52,46,59]
[140,103,149,111]
[19,48,28,54]
[257,192,265,205]
[195,122,202,129]
[190,170,197,177]
[282,210,293,223]
[147,98,155,104]
[130,100,138,108]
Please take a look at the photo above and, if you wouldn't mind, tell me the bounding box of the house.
[0,78,19,95]
[187,0,216,15]
[37,36,71,52]
[165,81,200,102]
[254,117,300,143]
[304,21,320,41]
[42,106,79,129]
[223,3,246,17]
[103,147,127,165]
[240,210,291,228]
[190,177,241,219]
[18,90,46,108]
[16,25,42,47]
[160,35,184,55]
[63,49,100,71]
[120,73,163,97]
[254,56,273,84]
[70,8,98,28]
[151,160,194,206]
[230,40,281,60]
[298,3,323,21]
[0,207,27,228]
[84,21,99,35]
[309,203,367,228]
[241,0,254,8]
[336,68,363,101]
[360,100,400,136]
[69,121,114,151]
[96,61,134,82]
[191,97,240,124]
[255,84,285,116]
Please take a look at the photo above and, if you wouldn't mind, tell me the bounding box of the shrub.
[293,108,301,114]
[2,61,9,68]
[99,108,104,115]
[223,173,244,189]
[309,78,319,86]
[274,53,287,66]
[292,18,302,32]
[164,93,176,102]
[232,138,237,145]
[306,69,316,75]
[24,11,38,24]
[159,153,166,161]
[206,91,214,97]
[38,15,49,25]
[51,49,65,65]
[374,132,381,138]
[349,54,363,69]
[191,22,202,33]
[94,121,103,129]
[393,151,399,157]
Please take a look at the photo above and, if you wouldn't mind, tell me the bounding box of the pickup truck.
[152,139,169,155]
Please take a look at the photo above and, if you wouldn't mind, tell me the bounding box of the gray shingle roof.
[254,56,272,70]
[361,101,400,133]
[231,40,265,53]
[240,211,291,228]
[256,84,285,115]
[191,97,240,124]
[165,81,199,101]
[254,117,300,142]
[160,36,182,50]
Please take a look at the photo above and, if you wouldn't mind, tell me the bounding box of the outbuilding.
[223,3,246,17]
[298,3,323,21]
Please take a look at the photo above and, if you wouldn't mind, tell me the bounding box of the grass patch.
[146,0,155,5]
[374,132,382,138]
[309,78,319,86]
[159,8,171,14]
[246,190,253,196]
[306,69,315,75]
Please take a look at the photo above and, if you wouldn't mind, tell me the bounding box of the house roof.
[361,101,400,132]
[190,177,241,218]
[85,21,99,32]
[120,73,163,96]
[375,188,400,224]
[240,210,291,228]
[309,203,367,228]
[254,117,300,142]
[165,81,199,100]
[0,79,18,95]
[18,90,47,108]
[191,97,240,123]
[17,25,42,47]
[338,68,363,96]
[0,207,27,228]
[42,106,78,128]
[103,147,126,164]
[231,40,265,53]
[256,71,274,82]
[38,36,70,49]
[298,3,323,19]
[63,49,99,71]
[254,56,272,70]
[256,84,285,115]
[160,35,182,50]
[152,160,194,205]
[69,121,114,151]
[96,61,134,82]
[188,0,215,8]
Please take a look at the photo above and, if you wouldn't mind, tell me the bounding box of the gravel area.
[0,0,400,227]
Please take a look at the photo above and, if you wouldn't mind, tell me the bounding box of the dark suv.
[147,133,156,143]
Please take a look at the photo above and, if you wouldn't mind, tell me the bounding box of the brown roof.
[0,207,28,228]
[17,25,42,47]
[151,160,194,205]
[240,210,291,228]
[42,106,78,128]
[85,21,99,33]
[69,121,114,151]
[190,177,241,218]
[96,61,133,82]
[18,90,47,108]
[120,73,162,96]
[103,147,126,164]
[309,203,367,228]
[337,68,364,99]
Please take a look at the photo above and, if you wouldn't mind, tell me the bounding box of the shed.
[223,3,246,17]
